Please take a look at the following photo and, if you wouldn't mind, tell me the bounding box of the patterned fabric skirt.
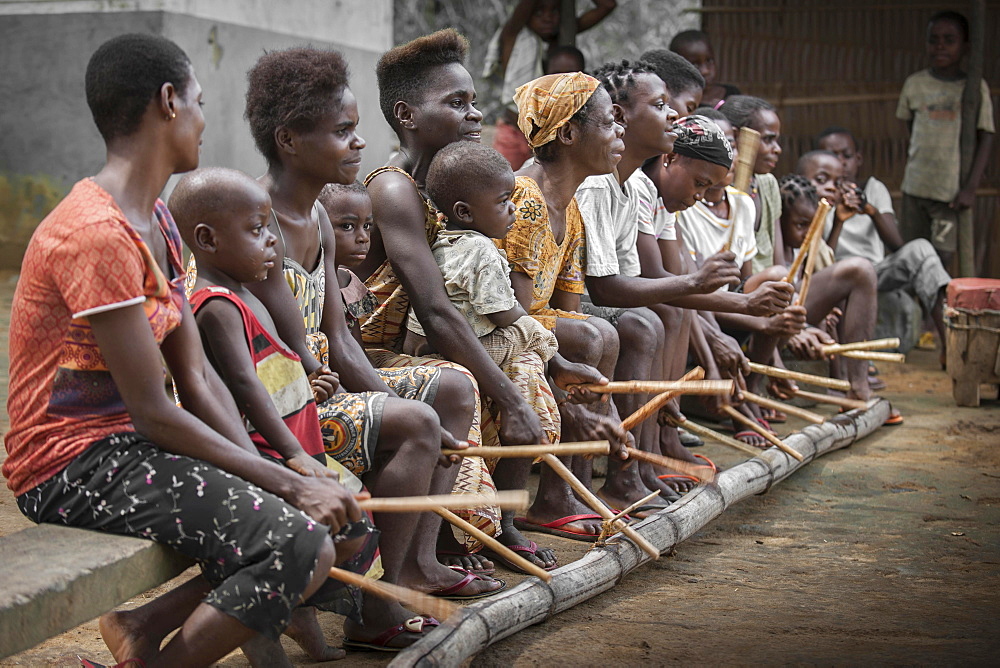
[17,433,343,639]
[367,349,501,551]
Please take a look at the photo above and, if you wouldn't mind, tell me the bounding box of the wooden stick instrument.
[434,507,552,582]
[667,416,762,457]
[721,405,804,461]
[820,338,900,355]
[358,491,528,513]
[540,454,660,560]
[327,566,458,621]
[794,219,824,306]
[783,198,832,284]
[792,388,867,411]
[440,441,609,459]
[741,390,825,424]
[607,490,662,524]
[747,361,851,392]
[620,367,705,432]
[573,379,734,396]
[724,127,761,251]
[625,446,715,483]
[840,350,905,363]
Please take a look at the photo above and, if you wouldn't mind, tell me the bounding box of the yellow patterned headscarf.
[514,72,601,149]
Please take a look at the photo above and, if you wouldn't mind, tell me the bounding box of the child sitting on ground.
[403,141,558,378]
[816,127,951,364]
[171,167,394,661]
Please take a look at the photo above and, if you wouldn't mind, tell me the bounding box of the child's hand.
[438,428,468,467]
[951,188,975,210]
[308,365,340,403]
[836,181,863,221]
[286,453,337,479]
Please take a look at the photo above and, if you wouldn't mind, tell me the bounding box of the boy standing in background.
[896,10,994,268]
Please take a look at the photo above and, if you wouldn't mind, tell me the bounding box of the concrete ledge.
[0,524,193,659]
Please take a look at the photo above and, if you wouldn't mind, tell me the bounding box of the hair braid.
[593,59,657,106]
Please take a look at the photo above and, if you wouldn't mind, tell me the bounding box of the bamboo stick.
[624,446,715,483]
[327,567,458,622]
[358,491,528,513]
[721,405,804,461]
[574,379,734,395]
[783,198,832,284]
[667,417,762,457]
[820,338,900,355]
[620,367,705,432]
[607,490,662,524]
[794,221,823,306]
[440,441,609,459]
[539,454,660,560]
[840,351,905,363]
[434,508,552,583]
[748,361,851,392]
[792,389,867,411]
[731,127,761,198]
[741,390,825,424]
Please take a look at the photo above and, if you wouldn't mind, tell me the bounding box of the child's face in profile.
[751,109,782,174]
[330,191,374,268]
[216,183,277,283]
[667,86,704,118]
[927,19,965,71]
[460,172,516,239]
[801,154,843,205]
[675,39,717,87]
[817,132,861,182]
[782,197,816,249]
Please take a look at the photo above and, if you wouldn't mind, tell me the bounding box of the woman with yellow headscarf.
[498,73,634,542]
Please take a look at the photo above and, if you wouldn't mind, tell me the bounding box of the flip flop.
[734,430,768,448]
[482,539,558,574]
[514,513,604,542]
[883,412,904,426]
[657,473,701,483]
[429,567,506,601]
[342,615,439,653]
[678,427,704,447]
[79,659,145,668]
[436,549,495,576]
[693,453,717,473]
[759,407,787,424]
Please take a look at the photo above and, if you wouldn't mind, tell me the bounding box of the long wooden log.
[539,454,660,560]
[625,446,714,482]
[620,367,705,432]
[748,361,851,392]
[390,400,891,667]
[668,417,762,457]
[327,567,458,622]
[575,379,734,395]
[440,442,609,459]
[741,390,825,424]
[783,198,832,284]
[721,405,804,461]
[433,508,552,583]
[359,491,528,513]
[793,388,868,411]
[840,351,905,363]
[821,338,900,355]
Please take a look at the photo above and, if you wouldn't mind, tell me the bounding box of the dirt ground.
[2,271,999,666]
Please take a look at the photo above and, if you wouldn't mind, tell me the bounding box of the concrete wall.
[0,1,395,268]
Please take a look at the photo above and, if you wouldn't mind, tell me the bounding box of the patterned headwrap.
[514,72,601,148]
[672,115,734,169]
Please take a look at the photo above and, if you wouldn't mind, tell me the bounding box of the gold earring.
[168,111,176,120]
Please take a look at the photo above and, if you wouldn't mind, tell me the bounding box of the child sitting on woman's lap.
[403,141,558,369]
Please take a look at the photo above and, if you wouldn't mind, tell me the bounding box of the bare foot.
[401,562,504,597]
[241,633,294,668]
[283,607,346,661]
[98,610,160,666]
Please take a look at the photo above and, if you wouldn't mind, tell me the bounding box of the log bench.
[0,524,193,660]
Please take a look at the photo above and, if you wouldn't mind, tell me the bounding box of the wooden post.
[558,0,577,46]
[958,0,984,277]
